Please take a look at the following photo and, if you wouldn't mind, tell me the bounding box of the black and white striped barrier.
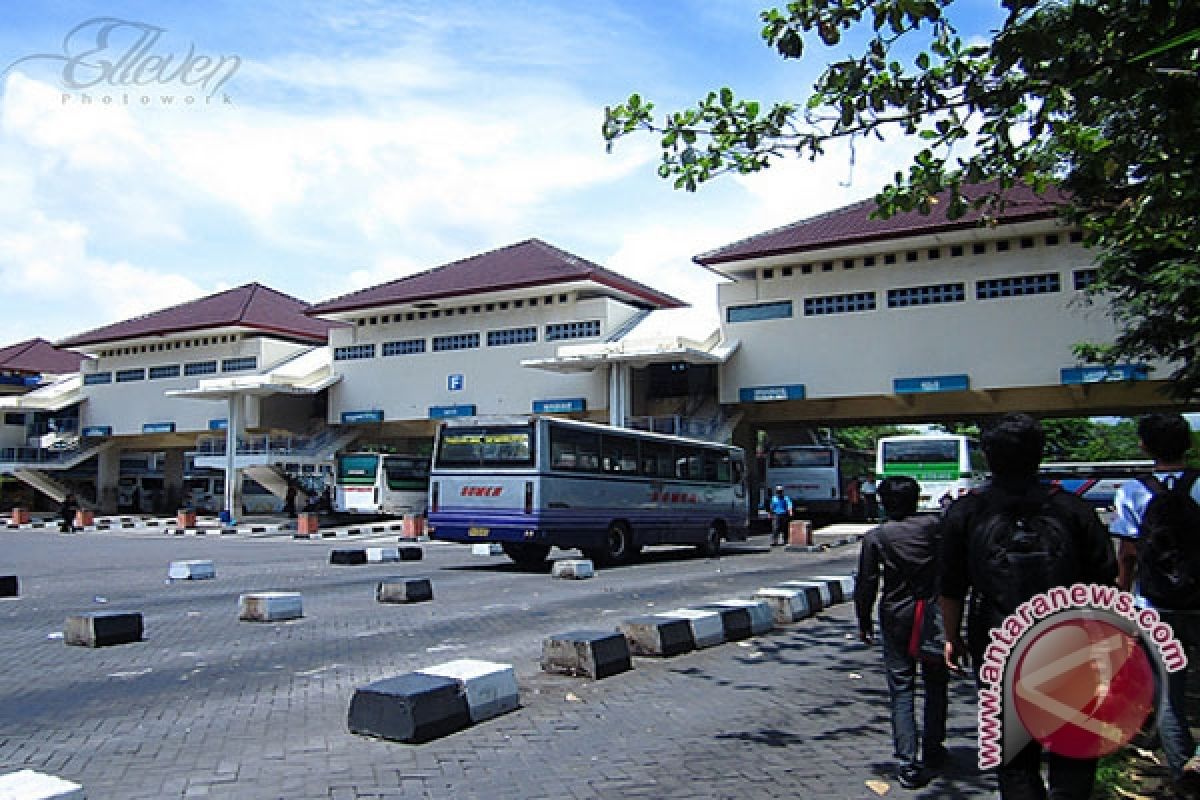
[64,611,143,647]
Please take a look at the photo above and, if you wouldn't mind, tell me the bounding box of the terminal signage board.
[143,422,176,434]
[82,426,112,437]
[208,419,228,431]
[1060,365,1148,384]
[738,384,806,403]
[894,374,970,394]
[429,404,476,419]
[532,398,586,414]
[341,410,385,424]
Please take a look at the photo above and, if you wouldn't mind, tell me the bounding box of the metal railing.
[0,443,82,465]
[191,428,340,458]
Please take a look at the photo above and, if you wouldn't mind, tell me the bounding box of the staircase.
[13,468,93,510]
[243,465,294,502]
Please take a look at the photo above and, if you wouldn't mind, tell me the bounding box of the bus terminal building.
[0,186,1185,514]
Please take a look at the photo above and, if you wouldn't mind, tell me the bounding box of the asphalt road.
[0,526,995,799]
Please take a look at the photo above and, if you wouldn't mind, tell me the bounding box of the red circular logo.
[1011,617,1155,759]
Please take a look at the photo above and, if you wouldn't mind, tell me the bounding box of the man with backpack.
[855,475,948,790]
[940,413,1117,799]
[1111,412,1200,798]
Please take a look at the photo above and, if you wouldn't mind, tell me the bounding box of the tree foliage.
[603,0,1200,398]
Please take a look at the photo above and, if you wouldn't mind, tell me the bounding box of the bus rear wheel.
[501,542,551,567]
[587,522,632,566]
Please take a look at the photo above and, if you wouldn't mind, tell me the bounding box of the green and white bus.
[335,452,430,516]
[875,433,987,512]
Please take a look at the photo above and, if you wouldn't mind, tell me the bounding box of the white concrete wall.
[0,417,26,448]
[717,227,1119,402]
[327,295,636,422]
[79,335,310,435]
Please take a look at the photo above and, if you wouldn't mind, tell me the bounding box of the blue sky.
[0,1,1007,345]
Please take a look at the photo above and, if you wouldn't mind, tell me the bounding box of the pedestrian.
[1111,412,1200,798]
[854,475,948,789]
[768,485,792,546]
[283,482,298,518]
[940,413,1117,799]
[59,492,77,533]
[861,476,881,521]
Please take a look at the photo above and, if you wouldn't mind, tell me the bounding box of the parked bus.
[875,433,987,512]
[335,452,430,515]
[427,416,750,566]
[1039,460,1154,518]
[764,443,874,521]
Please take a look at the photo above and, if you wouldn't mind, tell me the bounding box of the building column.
[97,445,120,514]
[608,363,631,428]
[222,393,244,523]
[163,449,186,513]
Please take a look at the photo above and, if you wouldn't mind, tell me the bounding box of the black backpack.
[973,487,1077,618]
[1135,470,1200,610]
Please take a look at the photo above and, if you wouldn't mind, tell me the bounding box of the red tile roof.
[307,239,686,315]
[57,283,341,348]
[694,183,1069,267]
[0,338,88,374]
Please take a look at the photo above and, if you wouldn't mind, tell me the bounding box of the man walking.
[855,475,948,789]
[1111,412,1200,799]
[940,413,1116,799]
[768,485,792,546]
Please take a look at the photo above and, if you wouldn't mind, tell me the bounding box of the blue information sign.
[738,384,806,403]
[429,404,476,419]
[82,426,112,438]
[447,374,464,391]
[208,418,228,431]
[341,410,385,424]
[894,374,970,394]
[143,422,176,434]
[1060,365,1148,385]
[532,398,586,413]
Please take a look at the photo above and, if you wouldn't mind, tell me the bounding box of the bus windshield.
[383,456,430,490]
[881,439,960,465]
[435,424,534,467]
[337,453,380,485]
[768,447,834,468]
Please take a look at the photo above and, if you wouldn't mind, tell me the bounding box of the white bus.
[765,444,875,521]
[427,416,750,566]
[875,433,988,512]
[335,452,430,516]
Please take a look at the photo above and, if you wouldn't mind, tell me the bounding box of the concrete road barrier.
[330,549,368,566]
[0,769,84,799]
[754,588,812,624]
[417,659,519,724]
[64,611,143,647]
[398,546,423,561]
[239,592,303,622]
[551,559,594,579]
[347,673,471,744]
[711,599,775,635]
[811,575,856,603]
[0,575,17,598]
[541,630,632,679]
[376,577,433,604]
[618,615,694,657]
[366,547,400,563]
[695,604,754,642]
[167,560,216,581]
[778,580,831,610]
[655,609,724,649]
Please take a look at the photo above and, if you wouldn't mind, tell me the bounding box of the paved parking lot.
[0,525,995,799]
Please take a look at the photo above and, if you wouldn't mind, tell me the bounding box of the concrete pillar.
[163,449,185,513]
[96,446,120,514]
[731,418,760,514]
[608,363,630,428]
[222,394,244,523]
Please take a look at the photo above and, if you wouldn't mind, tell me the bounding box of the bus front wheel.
[501,542,551,567]
[587,522,632,566]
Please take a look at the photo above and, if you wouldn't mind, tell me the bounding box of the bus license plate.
[468,527,490,537]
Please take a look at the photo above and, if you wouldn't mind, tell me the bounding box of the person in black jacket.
[940,413,1117,800]
[855,475,948,789]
